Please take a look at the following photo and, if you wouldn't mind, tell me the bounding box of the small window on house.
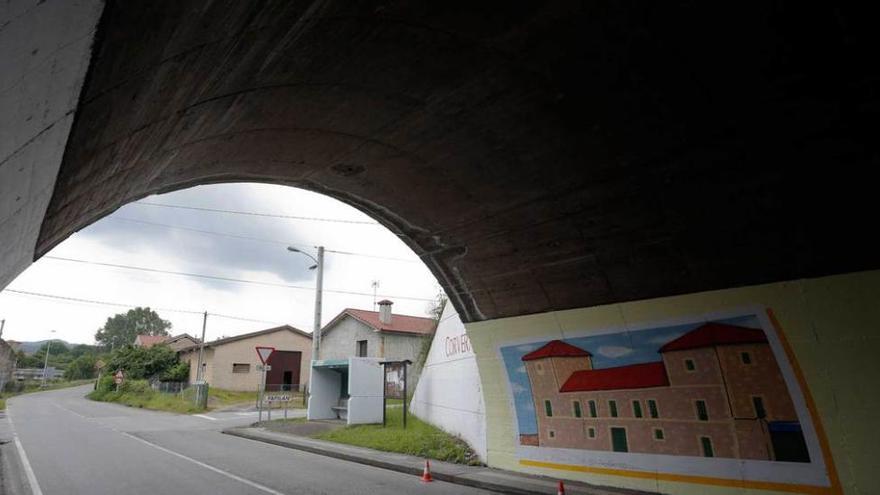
[573,401,582,418]
[609,400,618,417]
[544,400,553,417]
[232,363,250,373]
[653,428,665,440]
[684,359,696,371]
[695,400,709,421]
[648,399,659,418]
[356,340,368,357]
[632,400,643,418]
[535,362,544,374]
[548,430,556,438]
[753,396,767,419]
[588,400,597,418]
[587,427,596,438]
[701,436,714,457]
[741,352,752,364]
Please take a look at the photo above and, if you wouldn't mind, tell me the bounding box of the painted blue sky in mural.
[501,315,763,435]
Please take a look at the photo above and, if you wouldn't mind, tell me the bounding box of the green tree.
[95,307,171,350]
[104,344,178,380]
[64,355,98,380]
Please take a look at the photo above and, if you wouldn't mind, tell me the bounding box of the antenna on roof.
[371,280,380,310]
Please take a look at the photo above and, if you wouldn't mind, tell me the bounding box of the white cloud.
[647,332,685,345]
[517,344,538,352]
[516,365,526,374]
[597,345,634,358]
[511,382,529,394]
[0,183,440,344]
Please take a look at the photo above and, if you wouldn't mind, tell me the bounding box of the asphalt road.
[6,386,493,495]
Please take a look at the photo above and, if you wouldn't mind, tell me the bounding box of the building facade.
[318,300,435,383]
[523,323,808,462]
[178,325,312,392]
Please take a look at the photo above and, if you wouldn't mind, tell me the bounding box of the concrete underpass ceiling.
[24,2,880,323]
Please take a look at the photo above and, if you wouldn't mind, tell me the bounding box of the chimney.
[378,299,393,324]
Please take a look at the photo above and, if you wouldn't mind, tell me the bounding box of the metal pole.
[313,246,324,360]
[196,312,207,382]
[403,363,408,429]
[41,338,53,387]
[0,319,5,338]
[258,368,266,422]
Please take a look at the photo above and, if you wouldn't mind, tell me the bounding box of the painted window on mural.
[701,436,715,457]
[632,400,643,418]
[500,312,818,478]
[753,396,767,419]
[611,427,628,452]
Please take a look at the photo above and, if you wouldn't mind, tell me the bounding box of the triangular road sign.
[255,346,275,364]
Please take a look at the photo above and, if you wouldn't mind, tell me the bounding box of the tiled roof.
[560,362,669,392]
[177,325,311,352]
[135,335,167,348]
[340,309,436,335]
[659,322,767,352]
[521,340,592,361]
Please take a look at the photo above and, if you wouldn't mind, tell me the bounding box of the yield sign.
[255,346,275,364]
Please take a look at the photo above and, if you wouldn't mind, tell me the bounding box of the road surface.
[6,386,492,495]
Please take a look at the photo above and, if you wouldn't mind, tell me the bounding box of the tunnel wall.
[467,269,879,494]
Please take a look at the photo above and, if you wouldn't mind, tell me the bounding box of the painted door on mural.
[611,428,628,453]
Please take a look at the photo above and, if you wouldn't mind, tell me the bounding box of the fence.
[151,380,190,396]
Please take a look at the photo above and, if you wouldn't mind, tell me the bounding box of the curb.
[222,427,650,495]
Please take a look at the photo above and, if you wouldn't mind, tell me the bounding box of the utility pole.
[371,281,380,311]
[196,312,207,381]
[1,319,5,338]
[41,330,56,387]
[313,246,324,360]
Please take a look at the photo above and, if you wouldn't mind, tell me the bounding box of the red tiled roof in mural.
[345,309,436,335]
[560,361,669,392]
[521,340,592,361]
[659,322,768,353]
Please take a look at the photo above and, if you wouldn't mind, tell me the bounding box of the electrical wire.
[134,201,379,225]
[41,255,436,302]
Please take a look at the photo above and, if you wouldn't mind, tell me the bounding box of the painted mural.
[499,311,831,489]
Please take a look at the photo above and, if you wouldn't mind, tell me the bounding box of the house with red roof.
[133,334,168,349]
[318,300,436,382]
[521,322,809,462]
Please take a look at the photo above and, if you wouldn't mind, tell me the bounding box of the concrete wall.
[0,0,102,289]
[467,269,880,495]
[320,316,383,360]
[410,301,487,460]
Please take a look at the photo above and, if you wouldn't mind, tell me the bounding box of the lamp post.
[41,330,56,387]
[286,246,324,362]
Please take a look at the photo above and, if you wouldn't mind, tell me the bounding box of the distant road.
[6,386,490,495]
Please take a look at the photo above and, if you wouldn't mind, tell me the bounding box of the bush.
[162,361,189,382]
[103,344,179,380]
[65,355,98,380]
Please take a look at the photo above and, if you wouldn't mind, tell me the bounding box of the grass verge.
[88,378,205,414]
[312,406,480,465]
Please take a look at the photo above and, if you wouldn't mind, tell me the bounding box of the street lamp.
[41,330,56,387]
[286,246,324,362]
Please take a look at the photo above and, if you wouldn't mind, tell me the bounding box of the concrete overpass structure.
[1,2,876,493]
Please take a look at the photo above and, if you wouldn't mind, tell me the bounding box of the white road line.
[193,414,218,421]
[6,407,44,495]
[119,432,285,495]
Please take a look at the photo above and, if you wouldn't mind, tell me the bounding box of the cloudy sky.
[0,183,441,345]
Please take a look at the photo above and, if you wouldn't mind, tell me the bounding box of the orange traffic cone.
[557,480,565,495]
[420,459,434,482]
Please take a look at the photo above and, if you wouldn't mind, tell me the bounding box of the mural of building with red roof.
[521,322,810,462]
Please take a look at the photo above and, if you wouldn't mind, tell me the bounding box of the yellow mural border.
[518,309,843,495]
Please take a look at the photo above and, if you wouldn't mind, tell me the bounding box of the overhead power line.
[107,216,418,263]
[41,255,435,302]
[2,289,288,326]
[133,201,380,225]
